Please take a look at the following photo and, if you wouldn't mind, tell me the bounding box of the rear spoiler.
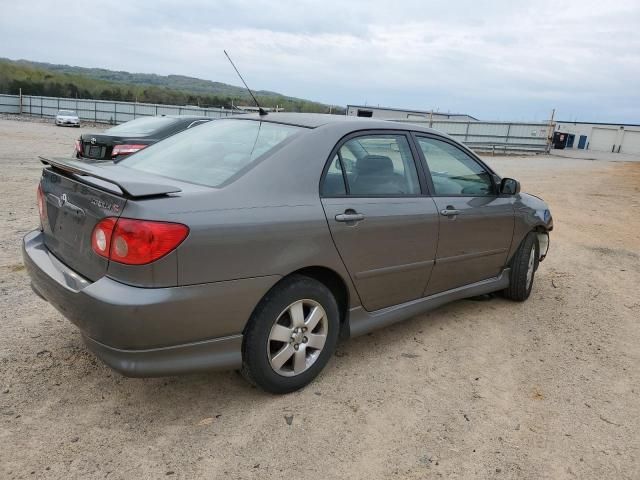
[39,156,182,198]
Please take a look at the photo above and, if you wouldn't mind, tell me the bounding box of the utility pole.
[545,108,556,154]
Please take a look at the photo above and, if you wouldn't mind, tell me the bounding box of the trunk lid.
[41,167,127,281]
[79,134,153,160]
[80,134,115,160]
[39,157,183,281]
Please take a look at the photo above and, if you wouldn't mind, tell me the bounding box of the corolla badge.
[91,197,120,213]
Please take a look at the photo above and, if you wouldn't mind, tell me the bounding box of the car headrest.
[356,155,394,176]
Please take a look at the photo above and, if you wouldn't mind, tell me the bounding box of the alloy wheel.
[526,246,536,288]
[267,299,328,377]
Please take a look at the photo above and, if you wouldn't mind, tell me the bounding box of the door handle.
[335,211,365,223]
[440,208,460,217]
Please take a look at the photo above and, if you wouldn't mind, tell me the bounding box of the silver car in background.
[55,110,80,127]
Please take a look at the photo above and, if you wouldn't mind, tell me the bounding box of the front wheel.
[241,275,340,394]
[503,232,539,301]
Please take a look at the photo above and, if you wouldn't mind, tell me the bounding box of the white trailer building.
[346,105,478,122]
[555,121,640,154]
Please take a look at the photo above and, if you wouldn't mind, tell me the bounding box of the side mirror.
[500,177,520,195]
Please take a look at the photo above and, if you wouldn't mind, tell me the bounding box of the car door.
[414,134,515,295]
[320,131,439,311]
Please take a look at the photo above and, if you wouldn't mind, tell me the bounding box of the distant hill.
[0,58,344,113]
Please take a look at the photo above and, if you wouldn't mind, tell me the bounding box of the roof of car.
[163,115,212,121]
[228,112,441,133]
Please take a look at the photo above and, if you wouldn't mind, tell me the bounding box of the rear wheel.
[241,275,339,394]
[503,232,539,301]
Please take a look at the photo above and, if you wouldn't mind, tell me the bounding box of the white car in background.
[55,110,80,127]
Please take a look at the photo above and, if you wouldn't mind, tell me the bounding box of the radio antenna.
[224,50,267,116]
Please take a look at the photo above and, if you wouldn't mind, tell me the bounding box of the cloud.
[1,0,639,121]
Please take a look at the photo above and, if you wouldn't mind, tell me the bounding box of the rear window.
[119,119,303,187]
[58,110,76,116]
[105,116,176,136]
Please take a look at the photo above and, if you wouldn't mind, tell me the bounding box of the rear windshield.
[58,110,76,116]
[105,116,176,136]
[119,119,303,187]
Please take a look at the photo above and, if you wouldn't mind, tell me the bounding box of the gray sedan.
[23,114,552,393]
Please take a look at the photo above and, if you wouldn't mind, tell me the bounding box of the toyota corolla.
[23,113,552,393]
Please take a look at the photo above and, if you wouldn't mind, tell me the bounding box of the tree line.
[0,60,342,113]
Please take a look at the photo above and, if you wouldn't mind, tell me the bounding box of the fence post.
[40,97,42,117]
[94,101,97,123]
[57,97,60,112]
[464,122,470,142]
[505,124,511,146]
[19,88,22,114]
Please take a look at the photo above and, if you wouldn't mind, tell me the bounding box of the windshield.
[58,110,76,116]
[105,116,176,136]
[119,119,303,187]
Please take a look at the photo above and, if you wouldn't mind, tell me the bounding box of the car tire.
[241,275,340,394]
[502,232,539,301]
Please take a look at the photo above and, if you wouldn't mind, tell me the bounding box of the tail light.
[37,184,46,228]
[112,144,147,158]
[91,217,116,258]
[74,139,83,157]
[91,217,189,265]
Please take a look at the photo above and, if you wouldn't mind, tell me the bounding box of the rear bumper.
[83,334,243,377]
[22,230,279,376]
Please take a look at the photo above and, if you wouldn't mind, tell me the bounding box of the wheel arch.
[507,226,548,266]
[243,265,351,339]
[288,266,350,339]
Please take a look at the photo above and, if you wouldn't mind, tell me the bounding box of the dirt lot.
[0,117,638,479]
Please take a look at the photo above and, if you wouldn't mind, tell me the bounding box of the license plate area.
[88,145,102,158]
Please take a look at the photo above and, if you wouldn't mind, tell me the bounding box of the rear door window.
[120,119,302,187]
[321,134,421,196]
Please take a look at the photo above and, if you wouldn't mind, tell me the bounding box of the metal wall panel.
[0,94,239,125]
[0,94,552,152]
[394,118,551,152]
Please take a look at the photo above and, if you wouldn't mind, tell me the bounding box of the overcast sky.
[1,0,639,122]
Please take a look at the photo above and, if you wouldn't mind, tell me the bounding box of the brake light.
[91,217,189,265]
[37,184,46,227]
[74,139,83,157]
[112,144,147,157]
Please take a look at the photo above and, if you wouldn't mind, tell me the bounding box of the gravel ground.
[0,117,638,479]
